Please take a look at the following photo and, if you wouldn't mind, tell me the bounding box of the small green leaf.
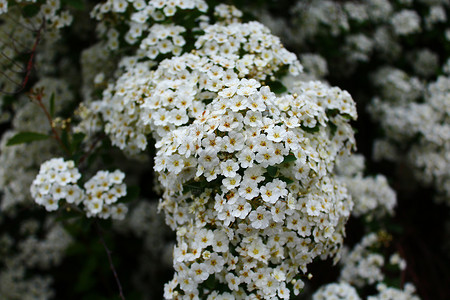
[301,125,320,134]
[328,121,337,137]
[203,274,217,290]
[267,81,287,94]
[326,108,339,118]
[283,154,297,163]
[22,4,40,18]
[6,132,49,146]
[279,176,294,185]
[342,113,353,120]
[183,181,204,196]
[267,166,278,177]
[49,93,55,117]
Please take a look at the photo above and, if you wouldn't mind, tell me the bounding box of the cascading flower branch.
[156,77,357,298]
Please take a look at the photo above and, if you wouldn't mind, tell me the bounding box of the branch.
[95,221,126,300]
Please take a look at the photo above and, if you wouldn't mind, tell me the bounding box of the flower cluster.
[0,0,73,28]
[0,219,71,300]
[90,20,304,154]
[339,233,406,288]
[140,24,186,58]
[194,21,303,79]
[90,0,207,52]
[368,283,420,300]
[30,158,128,220]
[156,76,356,298]
[369,67,450,203]
[335,154,396,219]
[312,282,360,300]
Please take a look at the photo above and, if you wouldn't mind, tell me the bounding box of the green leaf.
[203,274,217,290]
[283,154,297,163]
[326,108,339,118]
[22,4,40,18]
[267,81,287,94]
[183,181,204,195]
[328,121,337,137]
[342,113,353,120]
[6,132,49,146]
[49,93,55,117]
[279,176,294,185]
[267,166,278,177]
[301,125,320,134]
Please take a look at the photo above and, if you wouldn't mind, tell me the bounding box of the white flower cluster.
[292,1,350,39]
[371,67,423,106]
[194,21,303,79]
[369,69,450,203]
[157,78,356,298]
[0,79,73,211]
[72,3,361,298]
[339,233,406,288]
[91,21,304,153]
[17,222,72,269]
[0,131,57,211]
[368,283,420,300]
[343,175,395,218]
[0,0,72,28]
[91,0,207,52]
[214,3,243,24]
[140,24,186,58]
[312,282,360,300]
[30,158,128,220]
[0,220,71,300]
[391,10,421,36]
[335,155,396,219]
[284,0,446,76]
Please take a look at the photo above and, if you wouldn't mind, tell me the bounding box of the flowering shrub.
[0,0,448,299]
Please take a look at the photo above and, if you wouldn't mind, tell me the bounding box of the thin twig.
[31,90,71,155]
[0,18,45,94]
[95,221,126,300]
[0,51,25,70]
[78,133,105,166]
[18,18,45,93]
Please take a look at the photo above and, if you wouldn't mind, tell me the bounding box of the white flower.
[220,160,239,178]
[249,207,271,229]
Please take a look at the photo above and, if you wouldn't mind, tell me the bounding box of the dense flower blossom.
[85,20,303,153]
[156,76,356,297]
